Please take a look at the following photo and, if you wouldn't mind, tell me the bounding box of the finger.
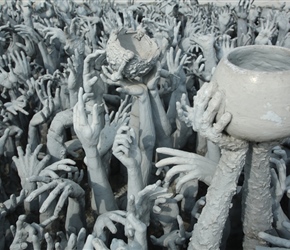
[127,195,136,215]
[16,145,25,158]
[25,181,56,202]
[32,235,41,250]
[33,144,43,158]
[47,81,52,97]
[67,233,77,249]
[77,87,89,126]
[114,133,132,147]
[28,175,52,183]
[10,225,16,237]
[179,54,188,67]
[212,112,232,134]
[176,171,211,192]
[39,182,66,213]
[17,106,29,116]
[201,91,222,128]
[156,155,213,168]
[40,215,58,228]
[0,127,10,141]
[92,104,100,127]
[273,148,287,161]
[10,193,17,208]
[127,213,146,234]
[164,164,193,182]
[24,144,32,166]
[53,185,72,217]
[92,238,110,250]
[16,214,27,230]
[103,217,118,234]
[175,48,182,66]
[109,110,115,121]
[258,232,290,248]
[157,147,208,159]
[17,189,27,204]
[129,127,137,145]
[177,215,185,237]
[45,232,54,250]
[77,169,84,183]
[77,228,86,250]
[168,240,179,250]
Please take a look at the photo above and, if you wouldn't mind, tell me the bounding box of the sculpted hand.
[112,125,141,170]
[134,180,171,225]
[151,215,190,249]
[29,98,54,126]
[10,50,31,84]
[166,47,188,89]
[93,210,127,241]
[215,34,237,61]
[73,88,102,148]
[2,190,26,213]
[102,65,148,98]
[235,0,253,19]
[190,32,216,52]
[35,80,61,112]
[216,6,234,33]
[43,26,66,45]
[55,228,86,250]
[151,194,183,234]
[12,144,50,192]
[257,223,290,249]
[4,95,29,116]
[255,18,277,45]
[156,147,216,189]
[26,176,85,226]
[66,49,83,91]
[0,63,18,89]
[98,96,131,156]
[177,83,248,151]
[10,215,44,250]
[14,24,42,43]
[83,50,106,101]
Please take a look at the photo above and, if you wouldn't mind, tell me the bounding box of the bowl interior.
[118,33,156,60]
[227,46,290,72]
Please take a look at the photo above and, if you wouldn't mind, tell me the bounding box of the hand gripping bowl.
[213,45,290,142]
[106,29,160,80]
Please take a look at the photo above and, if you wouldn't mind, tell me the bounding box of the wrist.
[139,89,149,103]
[84,146,99,158]
[149,89,159,98]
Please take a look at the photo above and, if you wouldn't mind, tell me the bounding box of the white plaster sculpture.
[1,0,290,249]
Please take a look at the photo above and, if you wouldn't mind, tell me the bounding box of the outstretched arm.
[73,88,117,213]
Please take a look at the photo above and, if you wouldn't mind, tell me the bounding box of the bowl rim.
[223,45,290,74]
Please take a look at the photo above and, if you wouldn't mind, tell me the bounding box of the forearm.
[190,147,247,250]
[84,147,118,214]
[237,18,248,46]
[242,142,277,249]
[127,165,143,206]
[171,120,192,149]
[65,198,85,233]
[149,89,172,148]
[138,92,156,186]
[69,90,79,108]
[47,109,73,162]
[37,41,56,74]
[166,89,180,128]
[203,47,217,78]
[28,124,41,152]
[278,29,288,45]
